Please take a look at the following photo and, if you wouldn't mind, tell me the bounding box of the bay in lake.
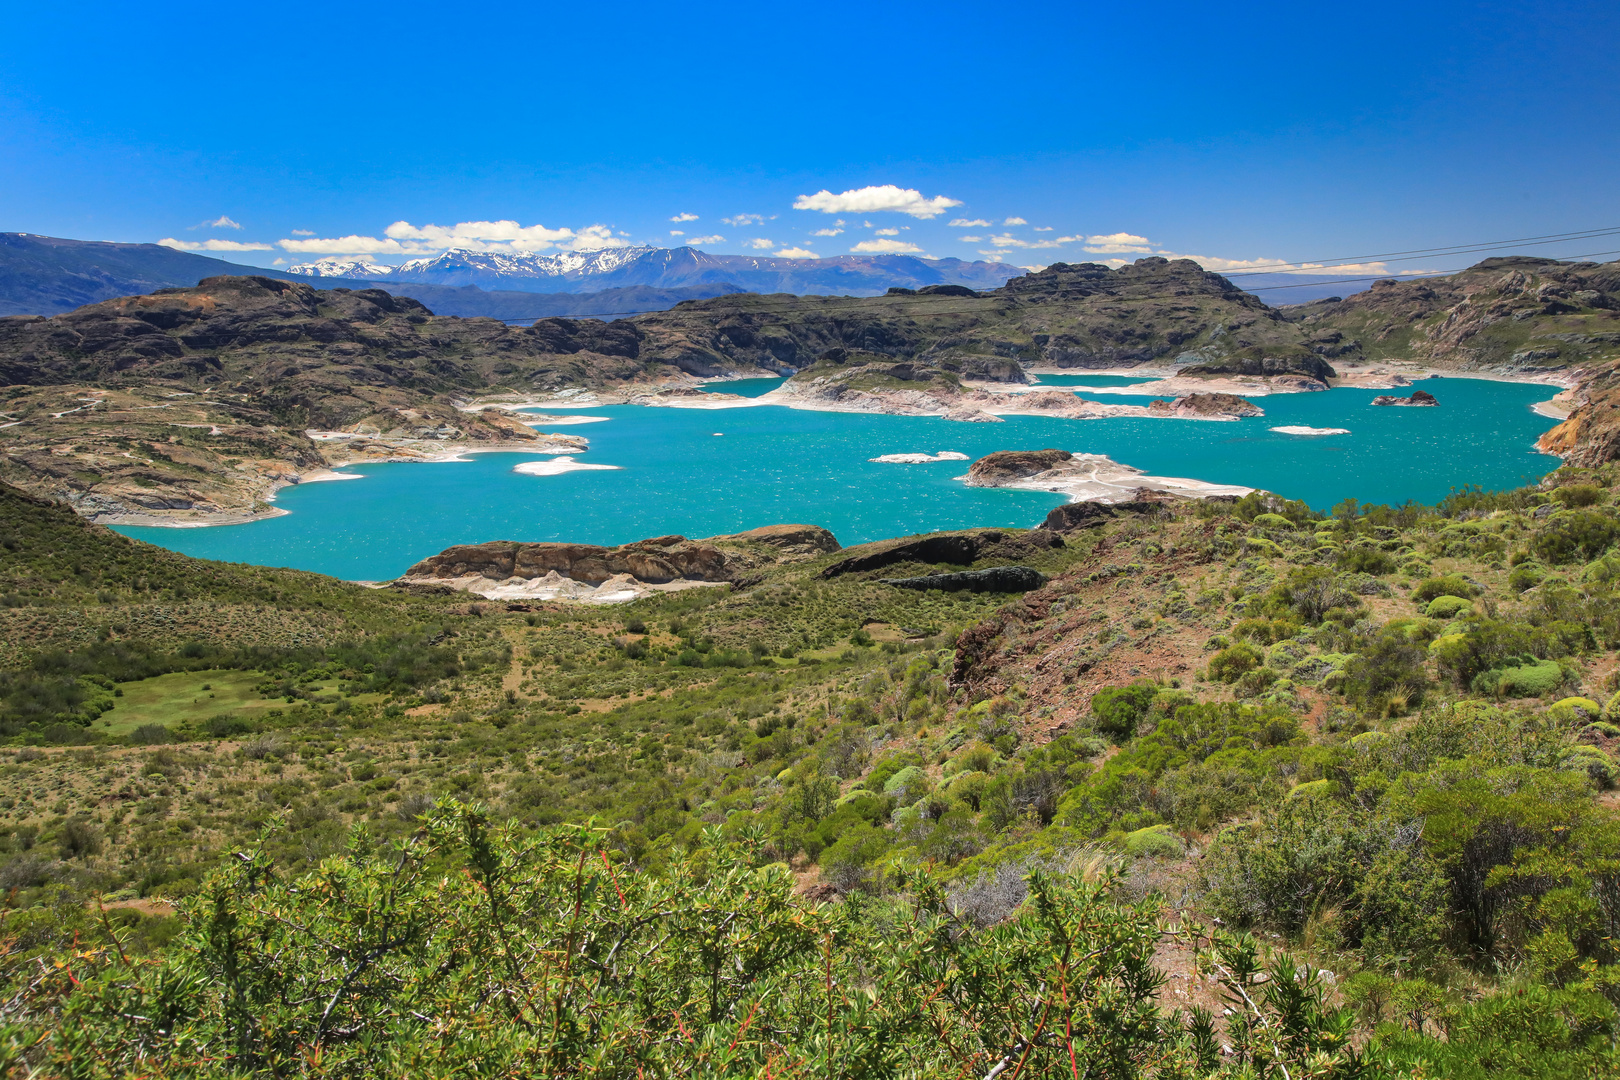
[113,378,1560,581]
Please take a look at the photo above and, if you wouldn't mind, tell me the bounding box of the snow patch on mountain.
[286,259,398,279]
[392,247,658,281]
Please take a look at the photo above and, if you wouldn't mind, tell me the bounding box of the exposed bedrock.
[819,528,1063,579]
[881,566,1048,593]
[403,524,841,586]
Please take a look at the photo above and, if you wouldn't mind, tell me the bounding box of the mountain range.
[288,245,1026,297]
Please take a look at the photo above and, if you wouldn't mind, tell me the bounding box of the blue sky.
[2,0,1617,276]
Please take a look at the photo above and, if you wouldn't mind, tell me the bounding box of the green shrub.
[1413,575,1479,604]
[1250,512,1294,529]
[1373,985,1620,1080]
[1089,681,1158,737]
[1531,509,1620,564]
[1485,659,1567,698]
[1425,595,1473,619]
[1288,779,1336,800]
[882,765,930,804]
[1547,697,1602,726]
[1564,744,1618,789]
[1551,483,1603,508]
[1339,546,1395,575]
[1508,563,1547,593]
[1208,643,1263,683]
[1122,823,1183,858]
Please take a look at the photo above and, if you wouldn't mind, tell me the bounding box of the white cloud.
[874,227,900,236]
[949,218,990,228]
[290,229,315,236]
[723,213,764,226]
[811,227,844,237]
[745,238,774,249]
[670,212,699,222]
[683,234,725,245]
[669,230,684,236]
[987,233,1084,250]
[158,237,273,252]
[276,234,410,255]
[1082,232,1155,254]
[1033,226,1053,232]
[276,219,633,257]
[851,238,924,254]
[959,236,983,242]
[774,247,818,259]
[793,184,962,219]
[1003,217,1027,226]
[188,215,242,231]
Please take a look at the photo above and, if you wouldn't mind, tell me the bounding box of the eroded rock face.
[1178,350,1337,383]
[962,449,1074,486]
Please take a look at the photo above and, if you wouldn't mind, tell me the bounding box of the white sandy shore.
[512,456,623,476]
[93,508,292,529]
[870,451,971,463]
[513,413,612,425]
[296,469,364,483]
[1270,426,1351,436]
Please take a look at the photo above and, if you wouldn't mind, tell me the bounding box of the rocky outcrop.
[1147,393,1264,418]
[1041,494,1184,532]
[962,449,1074,486]
[881,566,1048,593]
[1371,389,1439,406]
[959,450,1254,504]
[1177,347,1337,383]
[819,528,1063,579]
[398,524,841,601]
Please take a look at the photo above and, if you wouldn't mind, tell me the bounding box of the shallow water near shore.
[114,379,1560,581]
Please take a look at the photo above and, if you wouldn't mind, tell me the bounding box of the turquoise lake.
[114,379,1561,582]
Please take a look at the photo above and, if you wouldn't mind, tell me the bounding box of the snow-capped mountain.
[354,245,1022,296]
[286,259,397,279]
[389,247,655,284]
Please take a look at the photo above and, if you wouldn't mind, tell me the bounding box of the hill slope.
[0,233,295,316]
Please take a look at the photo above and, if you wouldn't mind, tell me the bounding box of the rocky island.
[1371,389,1440,406]
[957,448,1253,503]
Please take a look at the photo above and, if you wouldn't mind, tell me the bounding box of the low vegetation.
[4,465,1620,1075]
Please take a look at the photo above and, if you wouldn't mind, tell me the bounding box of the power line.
[1200,224,1620,278]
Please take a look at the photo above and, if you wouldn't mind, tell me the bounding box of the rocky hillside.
[1284,256,1620,371]
[5,255,1620,522]
[0,233,299,317]
[630,257,1307,377]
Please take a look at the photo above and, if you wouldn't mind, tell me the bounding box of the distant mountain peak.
[361,244,1024,297]
[286,258,397,279]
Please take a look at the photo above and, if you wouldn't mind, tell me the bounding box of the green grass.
[94,669,279,735]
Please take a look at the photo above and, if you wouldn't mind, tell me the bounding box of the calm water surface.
[115,379,1559,581]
